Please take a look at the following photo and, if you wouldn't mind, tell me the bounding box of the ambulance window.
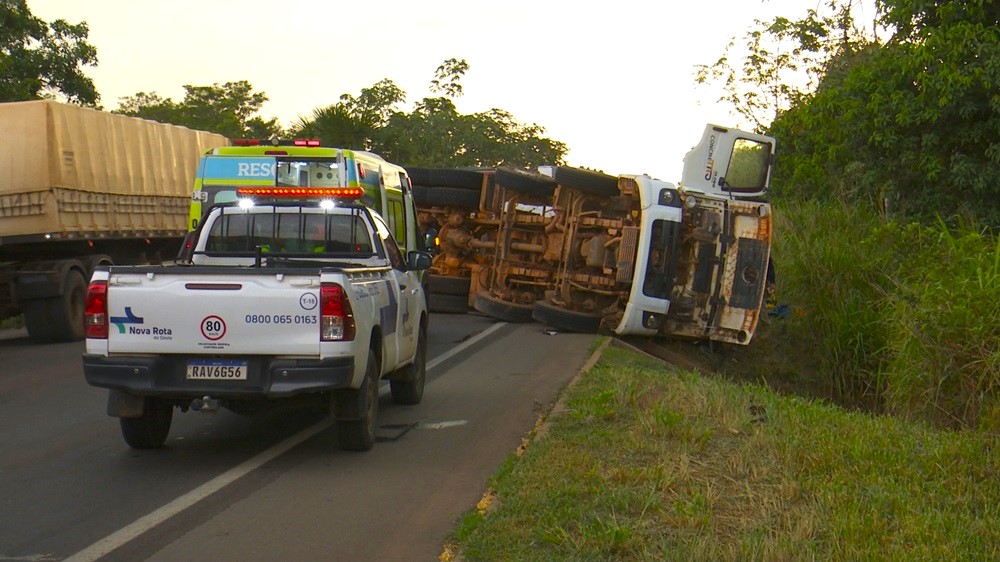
[372,213,405,270]
[386,198,405,244]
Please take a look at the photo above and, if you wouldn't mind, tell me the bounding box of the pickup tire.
[390,322,427,405]
[473,291,534,323]
[553,166,619,197]
[336,349,379,451]
[120,398,173,449]
[532,299,603,333]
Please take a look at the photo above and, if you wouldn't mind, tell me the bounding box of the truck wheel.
[494,167,557,198]
[390,322,427,405]
[473,291,534,323]
[429,292,469,314]
[120,397,173,449]
[336,349,379,451]
[532,299,603,333]
[23,270,87,343]
[428,274,471,296]
[553,166,619,197]
[406,167,484,190]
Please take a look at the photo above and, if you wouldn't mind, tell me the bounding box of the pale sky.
[28,0,833,182]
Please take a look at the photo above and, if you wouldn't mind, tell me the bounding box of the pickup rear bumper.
[82,354,354,399]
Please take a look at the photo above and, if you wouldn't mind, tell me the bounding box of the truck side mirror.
[407,251,432,271]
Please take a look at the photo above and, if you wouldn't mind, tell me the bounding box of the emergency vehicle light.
[236,187,364,198]
[293,139,322,147]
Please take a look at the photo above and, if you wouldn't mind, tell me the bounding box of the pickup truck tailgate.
[106,271,322,356]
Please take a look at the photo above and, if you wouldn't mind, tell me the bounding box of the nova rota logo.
[110,307,143,334]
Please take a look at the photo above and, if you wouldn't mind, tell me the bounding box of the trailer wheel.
[532,299,603,333]
[429,292,469,314]
[390,321,427,405]
[336,348,379,451]
[494,167,557,198]
[120,397,173,449]
[23,270,87,343]
[473,291,534,323]
[553,166,619,197]
[406,167,484,189]
[428,274,471,296]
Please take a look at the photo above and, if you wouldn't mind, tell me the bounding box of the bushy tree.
[116,81,282,139]
[698,0,999,227]
[0,0,98,105]
[292,58,567,169]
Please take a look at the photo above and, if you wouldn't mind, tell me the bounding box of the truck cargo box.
[0,100,228,241]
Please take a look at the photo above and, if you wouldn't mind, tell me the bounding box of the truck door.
[680,125,776,198]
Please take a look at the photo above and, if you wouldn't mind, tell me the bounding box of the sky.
[28,0,834,182]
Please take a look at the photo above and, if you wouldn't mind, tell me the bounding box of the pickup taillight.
[85,280,109,339]
[320,283,355,341]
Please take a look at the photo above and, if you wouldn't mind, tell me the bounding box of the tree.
[0,0,98,105]
[116,81,282,139]
[293,58,567,169]
[699,0,999,226]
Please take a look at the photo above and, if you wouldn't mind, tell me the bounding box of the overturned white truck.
[439,125,775,345]
[529,125,775,344]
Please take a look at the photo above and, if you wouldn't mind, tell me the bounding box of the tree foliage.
[698,0,999,227]
[115,81,282,139]
[292,58,567,169]
[0,0,98,105]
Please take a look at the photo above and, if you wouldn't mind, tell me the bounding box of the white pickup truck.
[83,195,431,451]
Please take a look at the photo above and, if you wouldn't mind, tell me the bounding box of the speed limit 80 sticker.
[201,315,227,341]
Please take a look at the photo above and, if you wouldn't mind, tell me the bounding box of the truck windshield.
[204,210,374,256]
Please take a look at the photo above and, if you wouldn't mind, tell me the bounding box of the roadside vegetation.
[450,345,999,561]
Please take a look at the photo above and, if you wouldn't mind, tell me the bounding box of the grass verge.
[450,345,999,561]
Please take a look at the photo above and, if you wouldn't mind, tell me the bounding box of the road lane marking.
[65,321,507,562]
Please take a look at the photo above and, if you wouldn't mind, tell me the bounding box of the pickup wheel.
[473,291,534,323]
[532,299,603,333]
[336,349,379,451]
[390,322,427,405]
[120,398,173,449]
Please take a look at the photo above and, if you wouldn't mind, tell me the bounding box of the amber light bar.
[236,187,364,198]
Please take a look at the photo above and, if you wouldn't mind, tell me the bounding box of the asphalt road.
[0,313,596,561]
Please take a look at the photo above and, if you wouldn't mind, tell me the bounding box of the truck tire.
[23,270,87,343]
[120,397,173,449]
[428,274,471,296]
[553,166,619,197]
[532,299,603,333]
[406,167,484,190]
[473,291,534,323]
[429,292,469,314]
[390,322,427,405]
[494,167,557,198]
[336,348,379,451]
[413,186,480,209]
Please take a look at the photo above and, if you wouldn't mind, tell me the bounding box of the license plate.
[186,359,248,380]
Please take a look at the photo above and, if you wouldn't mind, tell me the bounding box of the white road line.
[64,321,506,562]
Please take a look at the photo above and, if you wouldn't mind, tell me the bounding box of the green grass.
[451,346,1000,561]
[1,314,25,330]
